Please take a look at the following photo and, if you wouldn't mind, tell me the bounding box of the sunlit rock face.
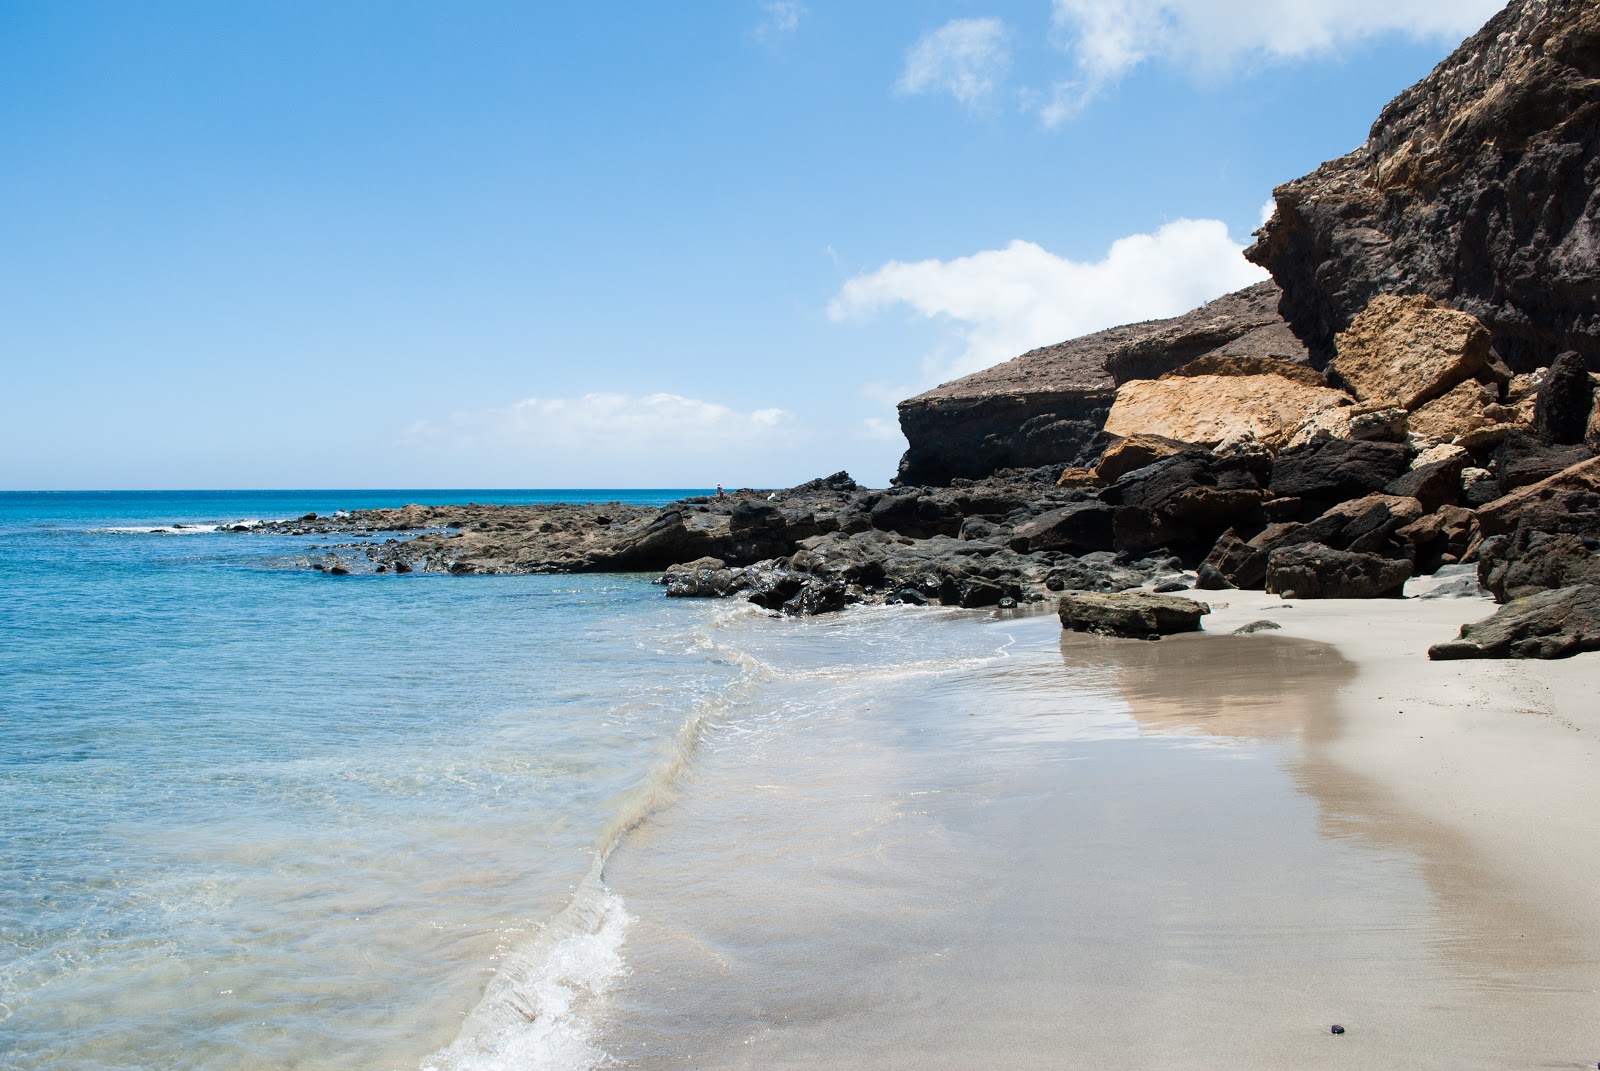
[1248,0,1600,373]
[894,281,1306,485]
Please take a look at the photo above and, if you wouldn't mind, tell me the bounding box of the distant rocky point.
[251,0,1600,660]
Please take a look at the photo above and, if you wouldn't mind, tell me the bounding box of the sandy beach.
[588,592,1600,1070]
[1203,584,1600,967]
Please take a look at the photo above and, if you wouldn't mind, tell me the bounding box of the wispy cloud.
[895,17,1011,108]
[404,392,801,483]
[754,0,807,40]
[1039,0,1504,122]
[830,218,1268,385]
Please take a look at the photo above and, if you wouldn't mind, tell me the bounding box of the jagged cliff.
[894,281,1306,485]
[1247,0,1600,371]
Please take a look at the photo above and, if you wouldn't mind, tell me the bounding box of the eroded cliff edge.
[1247,0,1600,370]
[894,281,1307,485]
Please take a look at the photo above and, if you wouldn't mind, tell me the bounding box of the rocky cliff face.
[1247,0,1600,371]
[894,281,1307,485]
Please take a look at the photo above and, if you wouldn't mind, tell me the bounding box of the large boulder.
[1328,295,1493,409]
[1267,439,1413,518]
[1385,443,1471,512]
[892,282,1306,485]
[1478,529,1600,602]
[1103,373,1353,451]
[1247,0,1600,372]
[1010,501,1116,554]
[1058,591,1210,639]
[1475,456,1600,537]
[1265,543,1412,599]
[1534,351,1597,444]
[1429,584,1600,660]
[1099,448,1271,552]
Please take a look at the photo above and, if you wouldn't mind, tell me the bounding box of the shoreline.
[589,595,1599,1068]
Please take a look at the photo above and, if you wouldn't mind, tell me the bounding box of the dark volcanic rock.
[1268,440,1412,517]
[1476,456,1600,537]
[1247,0,1600,372]
[894,282,1306,485]
[1265,543,1413,599]
[1429,584,1600,660]
[1535,352,1597,443]
[1058,591,1210,639]
[1099,448,1272,553]
[1477,528,1600,602]
[1490,430,1595,491]
[1300,493,1426,559]
[1395,504,1476,575]
[1010,501,1116,553]
[1385,445,1470,513]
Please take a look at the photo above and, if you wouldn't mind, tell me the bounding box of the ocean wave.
[422,608,767,1071]
[92,520,281,535]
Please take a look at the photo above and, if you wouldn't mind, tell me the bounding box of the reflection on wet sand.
[1060,630,1351,739]
[1066,628,1595,996]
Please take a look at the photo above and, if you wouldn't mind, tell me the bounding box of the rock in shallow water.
[1058,591,1210,639]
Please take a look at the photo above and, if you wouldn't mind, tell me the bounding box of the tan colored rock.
[1329,294,1492,410]
[1505,370,1547,423]
[1092,434,1190,483]
[1455,423,1523,451]
[1103,373,1353,450]
[1406,379,1500,441]
[1285,406,1354,449]
[1055,467,1102,488]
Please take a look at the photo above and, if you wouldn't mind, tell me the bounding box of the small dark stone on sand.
[1330,1025,1345,1035]
[1233,619,1282,635]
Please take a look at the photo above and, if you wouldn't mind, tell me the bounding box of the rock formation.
[1247,0,1600,371]
[893,281,1306,485]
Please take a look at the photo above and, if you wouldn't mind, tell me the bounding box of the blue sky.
[0,0,1502,489]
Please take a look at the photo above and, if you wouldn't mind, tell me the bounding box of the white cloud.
[405,392,800,482]
[896,17,1011,108]
[1258,198,1276,227]
[830,218,1268,385]
[1044,0,1504,119]
[754,0,807,40]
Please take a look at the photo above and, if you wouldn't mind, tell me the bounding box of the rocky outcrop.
[1428,584,1600,660]
[894,281,1306,484]
[1328,295,1493,409]
[1475,456,1600,537]
[1058,591,1210,639]
[1247,0,1600,372]
[1102,373,1351,450]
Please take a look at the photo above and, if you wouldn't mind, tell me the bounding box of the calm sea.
[3,491,1584,1070]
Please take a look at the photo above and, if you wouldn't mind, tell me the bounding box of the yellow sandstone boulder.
[1330,294,1492,410]
[1103,373,1353,451]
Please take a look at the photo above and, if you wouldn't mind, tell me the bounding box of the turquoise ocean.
[3,491,1581,1071]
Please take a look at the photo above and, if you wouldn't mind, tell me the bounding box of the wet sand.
[594,600,1600,1069]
